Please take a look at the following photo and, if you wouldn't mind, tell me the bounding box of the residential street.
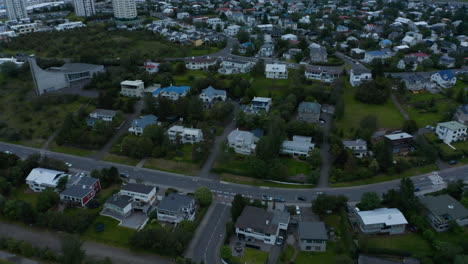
[0,222,173,264]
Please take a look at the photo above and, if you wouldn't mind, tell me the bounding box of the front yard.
[362,233,432,259]
[233,248,269,264]
[294,243,336,264]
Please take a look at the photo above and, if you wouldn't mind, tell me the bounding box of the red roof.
[408,53,429,58]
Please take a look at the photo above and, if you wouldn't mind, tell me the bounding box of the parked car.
[119,172,130,178]
[295,205,301,215]
[3,151,13,154]
[274,196,285,202]
[448,160,457,165]
[262,194,273,201]
[65,162,72,168]
[297,196,306,201]
[276,236,284,245]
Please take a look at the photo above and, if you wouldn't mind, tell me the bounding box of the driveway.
[318,113,333,187]
[0,222,173,264]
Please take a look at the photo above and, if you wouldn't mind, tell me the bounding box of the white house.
[355,208,408,235]
[235,206,290,245]
[199,86,227,103]
[218,59,255,74]
[227,129,259,155]
[280,136,315,158]
[343,139,369,158]
[362,50,392,63]
[265,63,288,79]
[128,115,158,136]
[349,69,372,87]
[119,183,157,204]
[281,34,298,41]
[207,18,224,29]
[157,193,196,224]
[185,57,217,70]
[26,168,68,192]
[247,97,272,114]
[89,109,117,122]
[144,61,160,74]
[435,121,467,144]
[304,66,341,83]
[152,86,190,100]
[431,70,457,89]
[120,80,145,97]
[168,125,204,144]
[225,25,241,36]
[103,195,133,217]
[177,12,190,20]
[55,21,85,31]
[258,42,275,57]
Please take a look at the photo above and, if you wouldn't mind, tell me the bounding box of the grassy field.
[83,215,135,248]
[103,153,141,166]
[172,70,208,85]
[364,233,432,258]
[278,245,296,264]
[9,185,40,207]
[294,243,336,264]
[143,157,200,175]
[250,75,291,99]
[331,164,437,187]
[234,248,269,264]
[282,157,313,176]
[220,174,314,189]
[335,80,404,137]
[48,142,96,157]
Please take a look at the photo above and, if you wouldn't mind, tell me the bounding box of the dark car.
[297,196,306,201]
[274,196,285,202]
[119,172,130,178]
[448,160,457,165]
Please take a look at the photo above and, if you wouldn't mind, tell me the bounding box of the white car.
[295,205,301,215]
[3,151,13,154]
[65,162,72,168]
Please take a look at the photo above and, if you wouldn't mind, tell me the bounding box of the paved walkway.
[0,222,173,264]
[318,113,333,187]
[391,94,410,120]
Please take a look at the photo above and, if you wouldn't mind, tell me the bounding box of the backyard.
[294,243,336,264]
[362,233,432,259]
[82,215,136,248]
[233,248,269,264]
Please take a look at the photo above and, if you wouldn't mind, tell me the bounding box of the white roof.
[384,132,412,140]
[357,208,408,226]
[121,80,143,86]
[252,97,272,103]
[26,168,66,187]
[265,63,287,73]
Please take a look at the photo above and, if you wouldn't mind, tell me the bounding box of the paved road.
[198,102,239,178]
[2,141,467,203]
[0,222,172,264]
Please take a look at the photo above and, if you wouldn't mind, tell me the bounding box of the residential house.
[206,18,224,30]
[265,63,288,79]
[144,61,160,74]
[238,42,255,54]
[152,86,191,100]
[439,56,456,68]
[120,80,145,97]
[227,129,259,155]
[258,42,275,57]
[420,194,468,232]
[309,43,328,63]
[401,32,422,46]
[225,25,241,36]
[405,53,429,63]
[218,58,255,74]
[337,25,349,32]
[167,125,204,144]
[281,34,298,41]
[120,183,157,204]
[103,195,133,217]
[86,109,117,127]
[128,115,158,136]
[354,208,408,235]
[60,176,101,207]
[439,40,457,54]
[401,75,435,92]
[282,48,302,60]
[235,206,290,245]
[157,193,196,224]
[362,50,391,63]
[304,66,341,83]
[349,69,372,87]
[26,168,68,192]
[185,57,217,70]
[384,132,414,154]
[379,39,393,48]
[435,121,467,144]
[350,48,366,59]
[454,105,468,125]
[298,221,328,252]
[177,12,190,20]
[246,97,272,114]
[343,139,368,158]
[279,19,297,30]
[280,136,315,158]
[199,86,227,103]
[297,101,321,123]
[431,70,457,88]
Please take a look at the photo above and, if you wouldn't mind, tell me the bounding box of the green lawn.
[172,70,208,85]
[234,248,269,264]
[282,157,313,176]
[278,245,295,264]
[294,243,336,264]
[364,233,432,258]
[220,174,314,189]
[335,80,404,137]
[9,185,40,207]
[82,215,135,248]
[143,157,200,175]
[103,153,140,166]
[331,164,437,187]
[250,75,292,98]
[322,214,341,229]
[49,142,96,157]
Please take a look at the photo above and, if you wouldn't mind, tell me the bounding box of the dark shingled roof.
[121,183,155,195]
[298,221,328,240]
[105,195,133,209]
[420,194,468,220]
[158,193,194,213]
[235,206,289,236]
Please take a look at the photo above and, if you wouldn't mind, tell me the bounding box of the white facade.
[168,125,204,144]
[436,121,467,144]
[355,208,408,235]
[5,0,28,21]
[199,86,227,103]
[26,168,67,192]
[225,25,240,36]
[185,58,217,70]
[55,22,86,31]
[89,109,116,122]
[349,69,372,87]
[144,62,160,74]
[112,0,137,19]
[120,80,144,97]
[177,12,190,20]
[431,71,457,89]
[73,0,95,17]
[218,59,254,74]
[157,193,196,224]
[10,23,36,34]
[227,129,259,155]
[265,63,288,79]
[207,18,224,29]
[281,136,315,158]
[119,185,157,204]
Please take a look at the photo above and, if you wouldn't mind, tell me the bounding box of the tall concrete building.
[73,0,96,17]
[112,0,137,20]
[5,0,28,21]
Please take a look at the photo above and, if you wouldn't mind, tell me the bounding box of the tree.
[446,179,464,200]
[231,194,246,221]
[359,115,378,141]
[236,30,250,43]
[56,176,68,192]
[355,77,391,104]
[187,96,204,122]
[37,188,60,212]
[358,192,381,210]
[60,235,85,264]
[374,140,393,172]
[0,62,22,78]
[194,187,212,207]
[402,119,419,134]
[312,194,348,216]
[174,62,186,75]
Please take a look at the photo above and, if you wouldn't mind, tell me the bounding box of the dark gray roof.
[420,194,468,220]
[61,185,93,198]
[298,221,328,240]
[76,177,98,187]
[121,183,155,195]
[235,206,277,235]
[158,193,194,213]
[105,195,133,209]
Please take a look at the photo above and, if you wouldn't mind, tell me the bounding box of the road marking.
[260,186,270,189]
[220,181,230,184]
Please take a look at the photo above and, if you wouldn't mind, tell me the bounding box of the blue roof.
[298,101,321,114]
[131,115,158,130]
[438,70,455,81]
[380,39,392,44]
[458,105,468,114]
[153,86,190,96]
[240,42,254,48]
[201,86,226,97]
[367,50,386,56]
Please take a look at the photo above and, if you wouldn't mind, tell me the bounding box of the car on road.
[448,160,457,165]
[276,236,284,245]
[274,196,285,202]
[415,187,420,192]
[3,151,13,154]
[319,119,325,124]
[120,172,130,178]
[262,194,273,201]
[295,205,301,215]
[316,191,323,195]
[297,196,306,201]
[65,162,72,168]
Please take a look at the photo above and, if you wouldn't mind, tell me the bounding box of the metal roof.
[158,193,194,213]
[356,208,408,226]
[121,183,156,195]
[420,194,468,220]
[298,221,328,240]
